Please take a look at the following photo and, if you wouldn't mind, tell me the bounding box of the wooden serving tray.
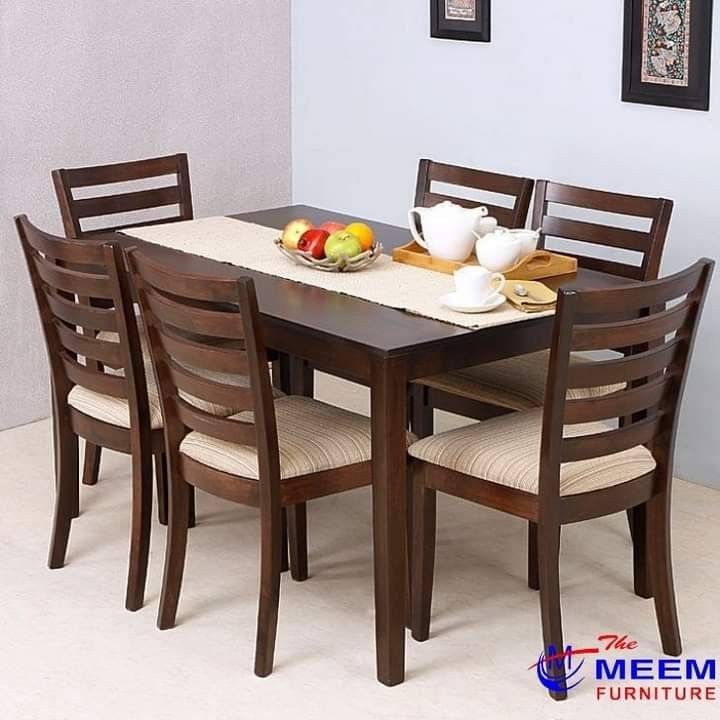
[392,241,578,280]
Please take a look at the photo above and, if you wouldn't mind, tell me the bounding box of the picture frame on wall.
[431,0,491,43]
[622,0,713,110]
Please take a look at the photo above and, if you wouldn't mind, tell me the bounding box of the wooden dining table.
[110,204,632,686]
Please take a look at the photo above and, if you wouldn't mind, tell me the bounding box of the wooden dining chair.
[52,153,193,238]
[16,215,165,611]
[415,158,534,229]
[126,248,393,677]
[409,259,713,700]
[52,154,194,490]
[411,181,674,594]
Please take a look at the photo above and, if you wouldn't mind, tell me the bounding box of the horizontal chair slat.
[569,340,680,388]
[564,375,673,425]
[428,162,529,195]
[568,255,643,280]
[44,289,118,332]
[173,397,257,445]
[158,326,250,375]
[55,321,123,367]
[131,250,240,303]
[168,359,255,410]
[545,183,662,218]
[34,254,114,298]
[62,155,183,187]
[542,216,650,253]
[561,415,662,463]
[144,287,245,339]
[25,232,108,265]
[573,262,707,315]
[61,355,128,399]
[104,216,184,234]
[73,186,181,219]
[566,339,681,389]
[572,301,691,351]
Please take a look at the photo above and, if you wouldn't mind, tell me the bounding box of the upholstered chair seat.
[408,407,656,496]
[415,350,625,411]
[181,396,414,480]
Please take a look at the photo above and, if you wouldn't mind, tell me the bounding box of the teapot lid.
[432,200,475,213]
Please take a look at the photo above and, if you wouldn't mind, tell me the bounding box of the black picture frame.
[622,0,713,111]
[431,0,491,43]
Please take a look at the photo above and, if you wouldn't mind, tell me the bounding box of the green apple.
[325,231,363,262]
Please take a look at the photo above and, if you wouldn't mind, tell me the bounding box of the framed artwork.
[431,0,491,43]
[622,0,713,110]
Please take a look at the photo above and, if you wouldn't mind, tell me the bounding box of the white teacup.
[509,228,540,256]
[453,266,506,306]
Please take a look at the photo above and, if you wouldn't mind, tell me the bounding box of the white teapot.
[408,201,489,262]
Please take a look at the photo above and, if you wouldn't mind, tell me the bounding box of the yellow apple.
[282,218,314,249]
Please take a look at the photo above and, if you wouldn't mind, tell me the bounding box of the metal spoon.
[515,283,551,304]
[514,283,533,299]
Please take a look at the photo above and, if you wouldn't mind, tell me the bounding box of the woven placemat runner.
[123,216,554,330]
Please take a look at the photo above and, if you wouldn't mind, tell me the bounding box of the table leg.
[370,355,407,686]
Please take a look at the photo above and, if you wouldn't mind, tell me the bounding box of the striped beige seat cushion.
[408,408,656,496]
[415,350,624,411]
[67,329,279,430]
[181,395,414,480]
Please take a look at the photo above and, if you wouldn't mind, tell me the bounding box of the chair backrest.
[415,159,534,229]
[539,259,714,504]
[532,180,673,281]
[52,153,193,238]
[125,249,280,486]
[15,216,148,424]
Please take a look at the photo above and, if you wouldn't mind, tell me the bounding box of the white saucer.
[440,292,506,314]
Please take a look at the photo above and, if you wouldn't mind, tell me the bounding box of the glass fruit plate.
[274,238,383,272]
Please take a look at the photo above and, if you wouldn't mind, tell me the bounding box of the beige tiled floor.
[1,374,718,720]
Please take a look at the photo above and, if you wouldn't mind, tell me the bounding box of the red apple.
[282,218,313,249]
[297,228,330,259]
[319,221,345,235]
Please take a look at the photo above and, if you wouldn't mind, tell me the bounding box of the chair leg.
[537,522,567,701]
[157,475,192,630]
[287,504,308,581]
[82,442,101,487]
[410,384,434,439]
[48,423,79,569]
[254,507,283,677]
[187,484,196,529]
[125,441,153,612]
[410,469,436,642]
[528,521,540,590]
[281,508,289,572]
[155,453,168,526]
[647,493,681,656]
[631,504,652,598]
[626,507,635,542]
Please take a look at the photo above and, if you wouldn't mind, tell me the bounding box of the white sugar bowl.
[474,228,523,272]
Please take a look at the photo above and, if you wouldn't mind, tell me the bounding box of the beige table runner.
[123,216,554,331]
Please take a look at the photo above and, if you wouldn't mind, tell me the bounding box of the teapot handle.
[408,208,428,249]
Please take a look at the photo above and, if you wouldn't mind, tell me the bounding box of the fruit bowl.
[274,237,383,273]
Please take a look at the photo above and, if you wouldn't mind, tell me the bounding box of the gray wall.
[0,0,291,429]
[292,1,720,488]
